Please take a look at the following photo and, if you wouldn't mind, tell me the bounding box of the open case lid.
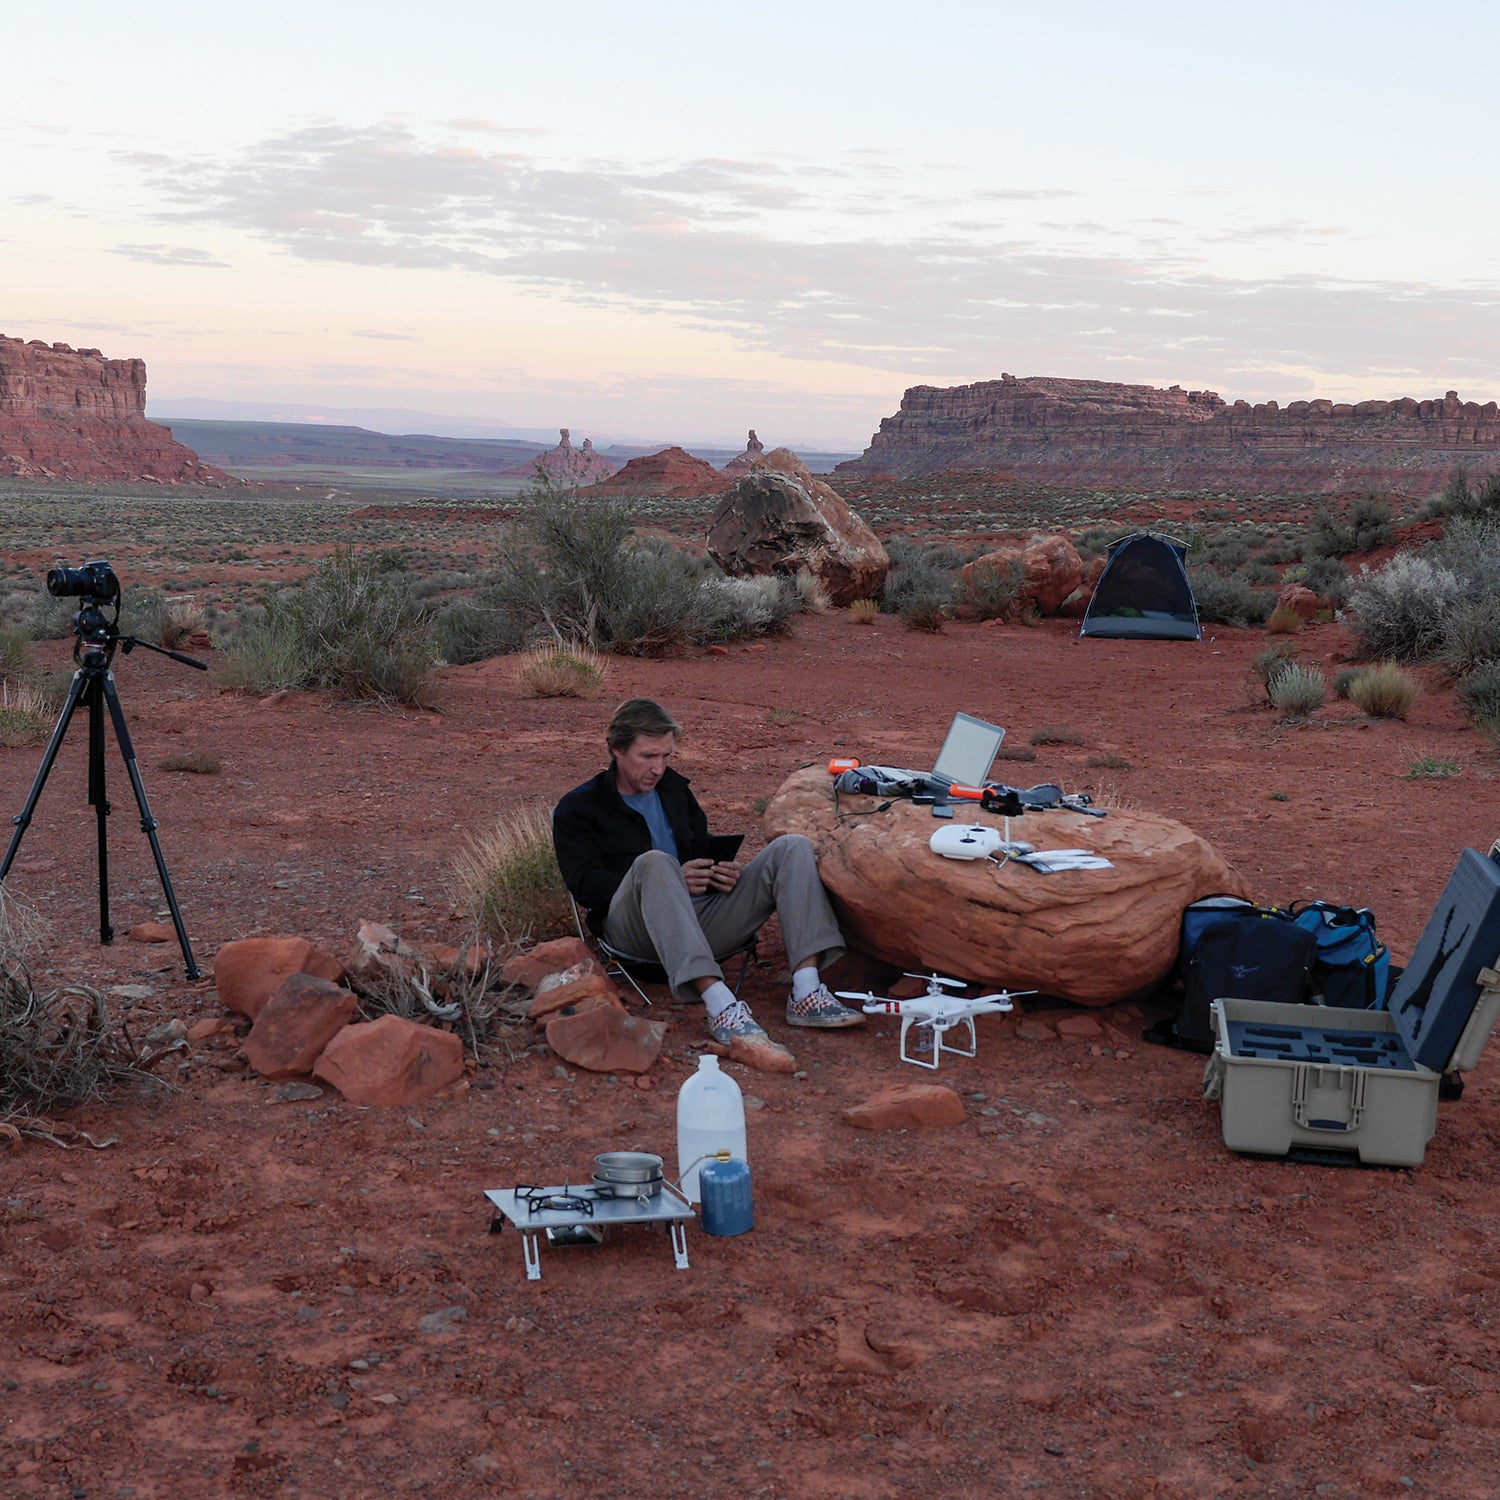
[1389,848,1500,1072]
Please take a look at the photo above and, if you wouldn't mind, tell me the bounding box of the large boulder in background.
[763,766,1248,1006]
[708,448,888,607]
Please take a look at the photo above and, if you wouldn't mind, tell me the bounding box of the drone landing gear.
[901,1014,977,1070]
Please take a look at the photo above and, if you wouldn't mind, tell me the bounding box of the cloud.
[110,243,230,268]
[126,122,1500,395]
[352,328,416,342]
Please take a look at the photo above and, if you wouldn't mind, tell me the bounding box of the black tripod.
[0,592,207,980]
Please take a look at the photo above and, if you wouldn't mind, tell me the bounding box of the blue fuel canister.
[699,1156,754,1237]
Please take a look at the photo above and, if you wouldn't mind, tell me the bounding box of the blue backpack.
[1288,901,1390,1010]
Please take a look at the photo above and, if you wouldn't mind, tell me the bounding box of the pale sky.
[6,1,1499,448]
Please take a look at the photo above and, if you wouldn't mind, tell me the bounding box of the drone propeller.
[835,990,880,1004]
[903,972,966,990]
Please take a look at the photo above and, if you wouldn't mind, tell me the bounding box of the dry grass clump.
[1348,662,1422,720]
[1264,605,1305,635]
[1030,725,1086,747]
[159,596,206,649]
[848,598,879,625]
[0,681,52,748]
[453,803,573,944]
[515,643,610,699]
[159,750,223,774]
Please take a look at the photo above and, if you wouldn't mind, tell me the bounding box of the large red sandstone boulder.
[845,1083,966,1130]
[1277,584,1321,623]
[312,1015,464,1106]
[960,534,1083,617]
[764,766,1248,1006]
[545,1006,666,1072]
[708,448,888,607]
[214,937,347,1021]
[244,974,359,1079]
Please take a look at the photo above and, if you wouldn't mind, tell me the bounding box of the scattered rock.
[845,1083,966,1130]
[960,534,1083,617]
[530,966,625,1022]
[268,1081,325,1104]
[1016,1020,1057,1042]
[187,1017,235,1042]
[417,1305,469,1335]
[214,937,347,1021]
[544,1006,666,1073]
[128,922,174,944]
[312,1015,464,1106]
[108,984,154,1003]
[500,938,597,991]
[244,973,360,1079]
[1055,1014,1104,1041]
[346,920,423,989]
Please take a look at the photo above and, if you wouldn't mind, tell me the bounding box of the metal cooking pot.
[594,1151,664,1184]
[591,1173,663,1200]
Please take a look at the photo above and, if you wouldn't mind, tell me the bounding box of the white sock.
[701,981,737,1020]
[791,967,821,1003]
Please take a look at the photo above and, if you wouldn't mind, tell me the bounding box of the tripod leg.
[88,674,114,945]
[100,672,202,981]
[0,666,91,884]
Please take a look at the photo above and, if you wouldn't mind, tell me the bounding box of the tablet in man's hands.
[706,834,745,863]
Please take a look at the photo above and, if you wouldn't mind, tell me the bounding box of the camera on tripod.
[47,560,120,602]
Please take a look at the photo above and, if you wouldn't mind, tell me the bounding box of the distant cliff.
[839,374,1500,495]
[0,335,226,483]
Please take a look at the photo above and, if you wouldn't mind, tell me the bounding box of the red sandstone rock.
[844,1083,966,1130]
[1054,1014,1104,1041]
[960,534,1083,617]
[515,428,615,485]
[839,373,1500,497]
[544,1006,666,1073]
[214,937,347,1021]
[720,428,766,478]
[1277,584,1322,623]
[588,445,725,497]
[312,1014,464,1106]
[530,967,625,1021]
[244,974,359,1079]
[500,938,599,990]
[0,334,227,483]
[764,764,1248,1006]
[708,449,889,607]
[129,922,174,944]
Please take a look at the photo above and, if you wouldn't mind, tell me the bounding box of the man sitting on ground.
[553,697,862,1072]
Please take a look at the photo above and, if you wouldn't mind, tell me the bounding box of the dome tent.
[1079,532,1201,640]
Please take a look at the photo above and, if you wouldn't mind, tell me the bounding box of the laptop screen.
[930,712,1006,788]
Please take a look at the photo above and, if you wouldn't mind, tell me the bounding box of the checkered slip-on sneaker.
[785,983,866,1030]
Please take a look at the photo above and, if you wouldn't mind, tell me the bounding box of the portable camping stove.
[486,1181,694,1281]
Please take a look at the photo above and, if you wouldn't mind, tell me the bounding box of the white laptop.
[927,712,1006,792]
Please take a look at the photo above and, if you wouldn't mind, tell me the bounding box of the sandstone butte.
[510,427,616,485]
[586,444,726,497]
[0,334,227,483]
[838,372,1500,495]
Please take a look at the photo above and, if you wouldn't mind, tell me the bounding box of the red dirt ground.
[2,606,1498,1498]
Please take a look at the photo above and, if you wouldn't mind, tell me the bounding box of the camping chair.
[569,896,758,1007]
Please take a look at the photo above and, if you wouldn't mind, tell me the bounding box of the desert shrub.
[1407,754,1460,779]
[1457,660,1500,730]
[1305,498,1394,558]
[900,598,949,633]
[1086,752,1130,770]
[1189,568,1273,627]
[1031,725,1085,746]
[787,571,831,613]
[1198,535,1251,572]
[453,803,573,945]
[0,681,51,747]
[882,543,958,622]
[1432,465,1500,519]
[1283,556,1351,608]
[1265,605,1304,635]
[1346,552,1463,661]
[1242,562,1281,587]
[1268,663,1326,719]
[1439,590,1500,677]
[1250,640,1300,695]
[695,576,800,644]
[1347,662,1421,720]
[955,555,1027,620]
[0,626,34,681]
[848,598,879,624]
[434,597,533,665]
[515,643,609,699]
[1332,666,1361,699]
[218,548,438,704]
[158,597,206,650]
[25,590,74,641]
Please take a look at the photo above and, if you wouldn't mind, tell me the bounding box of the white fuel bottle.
[676,1053,747,1205]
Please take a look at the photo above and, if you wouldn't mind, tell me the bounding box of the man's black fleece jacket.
[552,764,711,933]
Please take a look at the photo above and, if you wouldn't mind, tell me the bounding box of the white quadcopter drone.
[835,972,1033,1070]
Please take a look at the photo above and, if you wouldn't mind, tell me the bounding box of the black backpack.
[1171,909,1317,1052]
